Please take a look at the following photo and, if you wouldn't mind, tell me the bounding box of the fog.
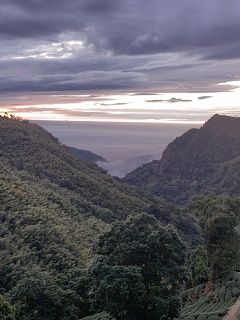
[32,121,200,176]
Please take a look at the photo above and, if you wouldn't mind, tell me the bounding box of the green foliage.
[207,316,221,320]
[187,196,240,281]
[90,214,186,320]
[0,295,14,320]
[0,116,199,318]
[95,208,118,223]
[190,245,209,286]
[0,117,197,292]
[179,271,240,320]
[11,271,90,320]
[80,312,116,320]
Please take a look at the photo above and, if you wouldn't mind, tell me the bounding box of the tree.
[0,295,14,320]
[187,196,240,281]
[190,245,209,286]
[11,272,87,320]
[89,214,186,320]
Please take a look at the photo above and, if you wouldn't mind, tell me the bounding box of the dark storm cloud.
[0,71,147,93]
[1,0,240,100]
[1,0,240,57]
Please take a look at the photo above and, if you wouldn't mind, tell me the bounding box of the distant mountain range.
[124,114,240,205]
[97,151,162,177]
[69,146,107,163]
[69,145,162,178]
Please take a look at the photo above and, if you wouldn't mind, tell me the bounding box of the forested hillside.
[124,114,240,205]
[0,116,202,319]
[1,116,240,319]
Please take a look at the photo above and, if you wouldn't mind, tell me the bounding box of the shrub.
[226,272,235,281]
[224,290,232,303]
[226,297,237,308]
[232,287,240,297]
[226,280,236,289]
[207,315,221,320]
[180,290,188,300]
[95,207,118,223]
[219,287,226,302]
[80,312,116,320]
[188,288,195,297]
[185,316,196,320]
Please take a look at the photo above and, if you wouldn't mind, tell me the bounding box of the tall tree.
[190,245,209,286]
[188,196,240,281]
[89,214,186,320]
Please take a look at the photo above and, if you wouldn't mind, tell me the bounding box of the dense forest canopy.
[1,115,240,319]
[0,116,202,319]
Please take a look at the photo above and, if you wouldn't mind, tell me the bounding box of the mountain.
[97,151,162,177]
[0,116,200,295]
[124,114,240,205]
[69,146,107,163]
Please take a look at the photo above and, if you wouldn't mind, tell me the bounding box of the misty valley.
[0,114,240,320]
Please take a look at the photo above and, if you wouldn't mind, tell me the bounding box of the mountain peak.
[124,115,240,205]
[204,113,240,127]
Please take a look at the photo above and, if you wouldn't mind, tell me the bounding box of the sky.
[1,0,240,123]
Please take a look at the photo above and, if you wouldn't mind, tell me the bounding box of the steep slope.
[0,117,162,219]
[69,146,107,163]
[179,271,240,320]
[0,117,200,293]
[124,114,240,205]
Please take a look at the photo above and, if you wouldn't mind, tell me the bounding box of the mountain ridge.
[124,114,240,204]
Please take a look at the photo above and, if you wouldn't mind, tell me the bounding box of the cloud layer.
[1,0,240,120]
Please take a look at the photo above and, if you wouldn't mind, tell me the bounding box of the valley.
[0,115,240,319]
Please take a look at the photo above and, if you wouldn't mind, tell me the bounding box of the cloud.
[0,70,147,93]
[100,103,128,106]
[146,97,192,103]
[1,0,240,113]
[1,1,240,59]
[198,96,212,100]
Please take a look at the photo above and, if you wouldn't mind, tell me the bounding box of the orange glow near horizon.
[1,81,240,124]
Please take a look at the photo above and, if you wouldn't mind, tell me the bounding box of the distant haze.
[33,121,200,162]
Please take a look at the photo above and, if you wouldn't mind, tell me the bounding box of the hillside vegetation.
[1,116,240,319]
[179,271,240,320]
[0,116,199,293]
[124,114,240,205]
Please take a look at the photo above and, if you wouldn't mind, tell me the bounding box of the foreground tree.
[89,214,186,320]
[188,196,240,281]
